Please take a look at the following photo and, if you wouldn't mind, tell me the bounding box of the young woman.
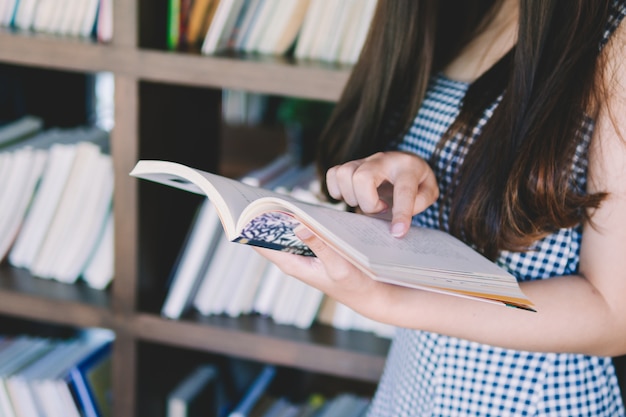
[257,0,626,415]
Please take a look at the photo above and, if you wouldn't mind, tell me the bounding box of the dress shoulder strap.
[601,0,626,49]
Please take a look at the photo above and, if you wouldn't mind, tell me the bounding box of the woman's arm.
[255,21,626,357]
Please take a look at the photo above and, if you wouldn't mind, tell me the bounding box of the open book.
[130,160,535,311]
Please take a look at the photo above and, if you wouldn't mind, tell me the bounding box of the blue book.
[228,365,277,417]
[67,340,113,417]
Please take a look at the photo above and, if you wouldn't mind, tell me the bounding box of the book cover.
[228,365,276,417]
[130,160,535,311]
[67,340,113,417]
[166,364,222,417]
[162,200,223,319]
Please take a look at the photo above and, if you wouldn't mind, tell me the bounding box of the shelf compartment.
[136,340,377,417]
[0,31,349,101]
[130,312,389,383]
[0,31,117,74]
[0,266,113,328]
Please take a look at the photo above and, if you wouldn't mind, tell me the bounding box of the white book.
[81,210,114,290]
[8,143,78,269]
[254,0,290,54]
[331,302,356,331]
[54,153,113,283]
[161,200,222,319]
[5,340,76,417]
[44,0,69,33]
[322,0,355,63]
[0,343,33,416]
[346,0,377,65]
[293,0,326,60]
[201,0,246,54]
[66,0,88,36]
[252,262,288,316]
[0,153,14,197]
[224,248,269,317]
[31,0,54,32]
[30,345,87,417]
[241,0,279,53]
[271,276,309,326]
[96,0,112,41]
[292,285,324,329]
[233,0,263,51]
[335,2,365,64]
[0,148,47,262]
[80,0,100,37]
[193,233,239,315]
[272,0,311,55]
[308,0,345,61]
[13,0,39,30]
[208,242,252,315]
[3,0,21,26]
[31,141,103,279]
[0,116,43,148]
[31,332,112,417]
[57,0,81,35]
[0,0,11,26]
[1,0,19,26]
[0,152,15,217]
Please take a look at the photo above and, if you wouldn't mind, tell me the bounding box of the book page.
[131,161,533,309]
[130,161,278,238]
[241,198,530,304]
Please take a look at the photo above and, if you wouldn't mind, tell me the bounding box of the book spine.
[228,365,276,417]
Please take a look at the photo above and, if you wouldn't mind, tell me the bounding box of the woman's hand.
[253,226,392,321]
[325,151,439,238]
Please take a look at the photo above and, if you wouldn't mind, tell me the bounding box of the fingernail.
[391,222,406,237]
[294,225,313,240]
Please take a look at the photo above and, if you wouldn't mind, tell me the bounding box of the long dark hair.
[317,0,610,259]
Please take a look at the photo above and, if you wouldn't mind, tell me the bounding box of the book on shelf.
[254,0,311,56]
[168,0,182,50]
[228,364,276,417]
[232,0,264,51]
[184,0,219,48]
[200,0,247,55]
[130,159,535,311]
[161,200,223,319]
[97,0,113,42]
[7,0,101,38]
[239,0,279,53]
[81,211,115,290]
[67,337,113,417]
[0,330,113,417]
[2,124,114,289]
[166,364,221,417]
[0,115,43,148]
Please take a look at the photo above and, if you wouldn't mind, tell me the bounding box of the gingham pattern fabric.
[366,2,626,416]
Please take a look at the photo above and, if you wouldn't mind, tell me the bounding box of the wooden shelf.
[130,313,388,383]
[0,31,349,101]
[0,266,113,328]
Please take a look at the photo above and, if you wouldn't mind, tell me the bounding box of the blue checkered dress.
[366,2,626,416]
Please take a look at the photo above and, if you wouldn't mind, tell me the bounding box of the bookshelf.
[0,1,387,416]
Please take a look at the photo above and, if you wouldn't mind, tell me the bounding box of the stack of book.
[158,153,395,337]
[0,0,111,42]
[168,0,378,65]
[167,362,371,417]
[0,116,114,291]
[0,328,114,417]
